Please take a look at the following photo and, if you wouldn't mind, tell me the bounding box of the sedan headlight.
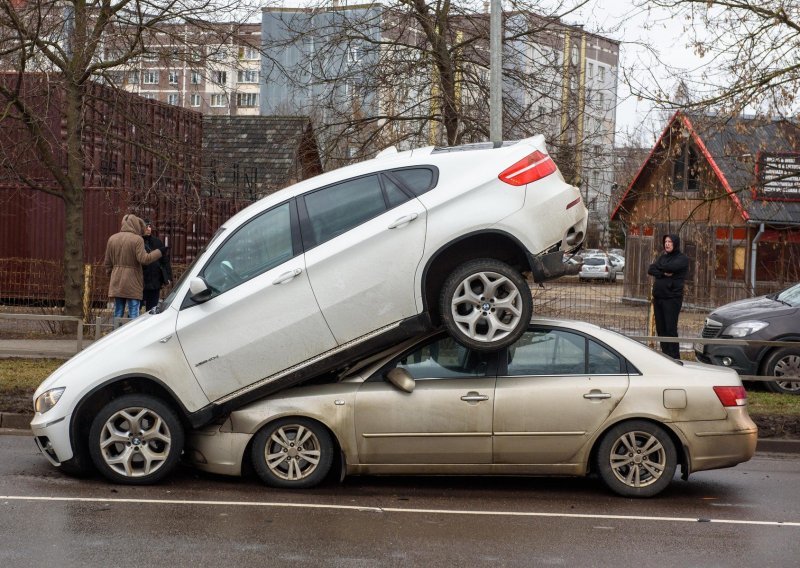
[723,320,769,338]
[34,387,65,414]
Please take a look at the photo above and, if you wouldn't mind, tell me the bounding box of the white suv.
[32,135,587,484]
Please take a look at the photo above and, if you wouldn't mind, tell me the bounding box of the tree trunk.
[62,80,85,322]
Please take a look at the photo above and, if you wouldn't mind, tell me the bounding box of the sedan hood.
[710,295,796,322]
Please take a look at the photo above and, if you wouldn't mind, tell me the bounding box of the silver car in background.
[579,255,618,282]
[187,318,757,498]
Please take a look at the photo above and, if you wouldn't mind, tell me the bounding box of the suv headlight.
[723,320,769,338]
[34,387,65,414]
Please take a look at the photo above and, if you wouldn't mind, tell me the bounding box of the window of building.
[143,93,156,100]
[598,66,605,82]
[167,93,179,105]
[210,94,228,107]
[168,71,179,85]
[236,92,258,107]
[142,70,159,84]
[190,70,201,84]
[672,143,701,193]
[237,70,259,84]
[128,70,140,84]
[238,45,259,60]
[588,62,594,80]
[190,94,201,107]
[213,70,227,85]
[714,227,748,280]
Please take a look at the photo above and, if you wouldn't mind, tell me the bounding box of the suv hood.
[710,295,797,322]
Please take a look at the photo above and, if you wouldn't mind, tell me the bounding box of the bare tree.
[261,0,605,179]
[632,0,800,117]
[0,0,260,319]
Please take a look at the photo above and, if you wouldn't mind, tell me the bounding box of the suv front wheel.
[763,347,800,395]
[440,258,532,351]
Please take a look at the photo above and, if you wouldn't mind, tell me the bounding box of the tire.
[595,420,677,498]
[763,348,800,395]
[440,258,532,352]
[251,417,334,489]
[88,394,184,485]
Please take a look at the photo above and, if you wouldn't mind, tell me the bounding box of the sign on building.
[756,152,800,200]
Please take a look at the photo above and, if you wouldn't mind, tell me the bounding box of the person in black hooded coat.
[142,219,172,312]
[647,234,689,359]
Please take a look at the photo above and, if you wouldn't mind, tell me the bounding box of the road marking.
[2,495,799,527]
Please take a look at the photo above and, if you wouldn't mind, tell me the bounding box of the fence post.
[83,263,92,323]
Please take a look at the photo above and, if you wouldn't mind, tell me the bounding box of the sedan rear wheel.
[440,259,532,352]
[596,420,677,498]
[251,418,334,489]
[763,348,800,395]
[89,394,184,485]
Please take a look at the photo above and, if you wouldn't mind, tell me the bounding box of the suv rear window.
[390,167,437,196]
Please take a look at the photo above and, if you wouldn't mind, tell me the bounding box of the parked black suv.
[696,283,800,394]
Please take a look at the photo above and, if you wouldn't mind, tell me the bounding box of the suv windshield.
[776,282,800,307]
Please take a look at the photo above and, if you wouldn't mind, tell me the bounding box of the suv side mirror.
[385,368,415,393]
[188,277,213,303]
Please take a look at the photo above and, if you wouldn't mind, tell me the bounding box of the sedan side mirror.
[188,277,213,303]
[385,368,415,393]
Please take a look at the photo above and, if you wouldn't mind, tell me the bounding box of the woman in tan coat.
[104,214,163,318]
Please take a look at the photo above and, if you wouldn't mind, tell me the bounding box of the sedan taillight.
[498,150,557,186]
[713,386,748,407]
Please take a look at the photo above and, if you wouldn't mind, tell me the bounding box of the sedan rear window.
[584,257,605,266]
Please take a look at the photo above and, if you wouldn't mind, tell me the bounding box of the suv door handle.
[272,268,302,285]
[461,392,489,403]
[388,213,419,229]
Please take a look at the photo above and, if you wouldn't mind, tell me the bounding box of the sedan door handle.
[461,392,489,402]
[272,268,302,285]
[388,212,419,229]
[583,392,612,400]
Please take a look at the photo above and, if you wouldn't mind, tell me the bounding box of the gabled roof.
[201,116,320,198]
[611,111,800,225]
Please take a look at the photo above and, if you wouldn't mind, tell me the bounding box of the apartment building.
[110,22,262,117]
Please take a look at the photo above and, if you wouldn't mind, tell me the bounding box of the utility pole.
[489,0,502,144]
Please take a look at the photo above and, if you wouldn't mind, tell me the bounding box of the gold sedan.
[186,318,757,498]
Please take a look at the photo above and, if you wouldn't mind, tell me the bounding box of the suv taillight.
[498,150,557,186]
[713,386,747,407]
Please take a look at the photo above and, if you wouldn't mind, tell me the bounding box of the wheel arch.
[587,417,690,479]
[69,374,192,469]
[421,230,532,323]
[757,336,800,375]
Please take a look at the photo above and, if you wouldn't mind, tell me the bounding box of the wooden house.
[611,111,800,308]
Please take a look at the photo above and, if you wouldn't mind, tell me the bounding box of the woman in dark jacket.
[142,219,172,312]
[647,234,689,359]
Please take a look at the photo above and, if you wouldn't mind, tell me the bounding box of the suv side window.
[201,202,294,297]
[389,167,437,196]
[303,174,387,247]
[382,336,489,380]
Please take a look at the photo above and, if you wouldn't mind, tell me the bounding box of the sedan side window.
[201,202,294,296]
[507,329,586,375]
[390,336,489,380]
[588,340,624,374]
[303,175,387,247]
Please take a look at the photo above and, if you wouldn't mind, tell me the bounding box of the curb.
[1,412,799,454]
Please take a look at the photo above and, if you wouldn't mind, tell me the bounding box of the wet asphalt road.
[1,433,799,567]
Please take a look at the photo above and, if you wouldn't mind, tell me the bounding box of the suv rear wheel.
[440,258,532,351]
[763,348,800,395]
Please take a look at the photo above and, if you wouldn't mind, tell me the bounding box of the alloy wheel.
[264,423,323,482]
[97,406,172,478]
[450,270,523,343]
[607,430,668,489]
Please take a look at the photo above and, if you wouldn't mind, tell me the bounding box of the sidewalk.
[1,338,799,454]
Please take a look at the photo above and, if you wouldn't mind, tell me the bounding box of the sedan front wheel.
[595,420,677,497]
[251,418,334,489]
